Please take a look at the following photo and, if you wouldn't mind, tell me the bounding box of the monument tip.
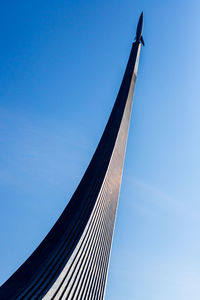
[135,12,145,46]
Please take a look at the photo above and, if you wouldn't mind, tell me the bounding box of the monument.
[0,13,144,300]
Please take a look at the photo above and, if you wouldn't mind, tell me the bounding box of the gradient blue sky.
[1,1,200,299]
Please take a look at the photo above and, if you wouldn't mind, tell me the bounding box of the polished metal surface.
[0,24,143,299]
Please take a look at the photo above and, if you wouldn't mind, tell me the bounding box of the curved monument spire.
[0,13,144,300]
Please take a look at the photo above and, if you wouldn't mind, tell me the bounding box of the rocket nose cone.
[135,11,144,41]
[137,12,143,28]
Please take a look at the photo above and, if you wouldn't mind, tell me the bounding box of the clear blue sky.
[1,1,200,299]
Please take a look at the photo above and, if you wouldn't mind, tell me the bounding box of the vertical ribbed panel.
[0,42,141,300]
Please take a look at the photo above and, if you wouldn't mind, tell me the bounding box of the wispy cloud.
[127,177,199,220]
[0,107,93,193]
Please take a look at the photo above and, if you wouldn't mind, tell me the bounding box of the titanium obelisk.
[0,13,144,300]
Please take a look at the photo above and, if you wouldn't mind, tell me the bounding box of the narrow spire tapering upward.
[0,17,144,300]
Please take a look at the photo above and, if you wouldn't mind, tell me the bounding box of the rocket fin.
[140,35,145,46]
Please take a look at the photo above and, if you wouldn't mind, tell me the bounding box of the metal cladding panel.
[0,42,141,300]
